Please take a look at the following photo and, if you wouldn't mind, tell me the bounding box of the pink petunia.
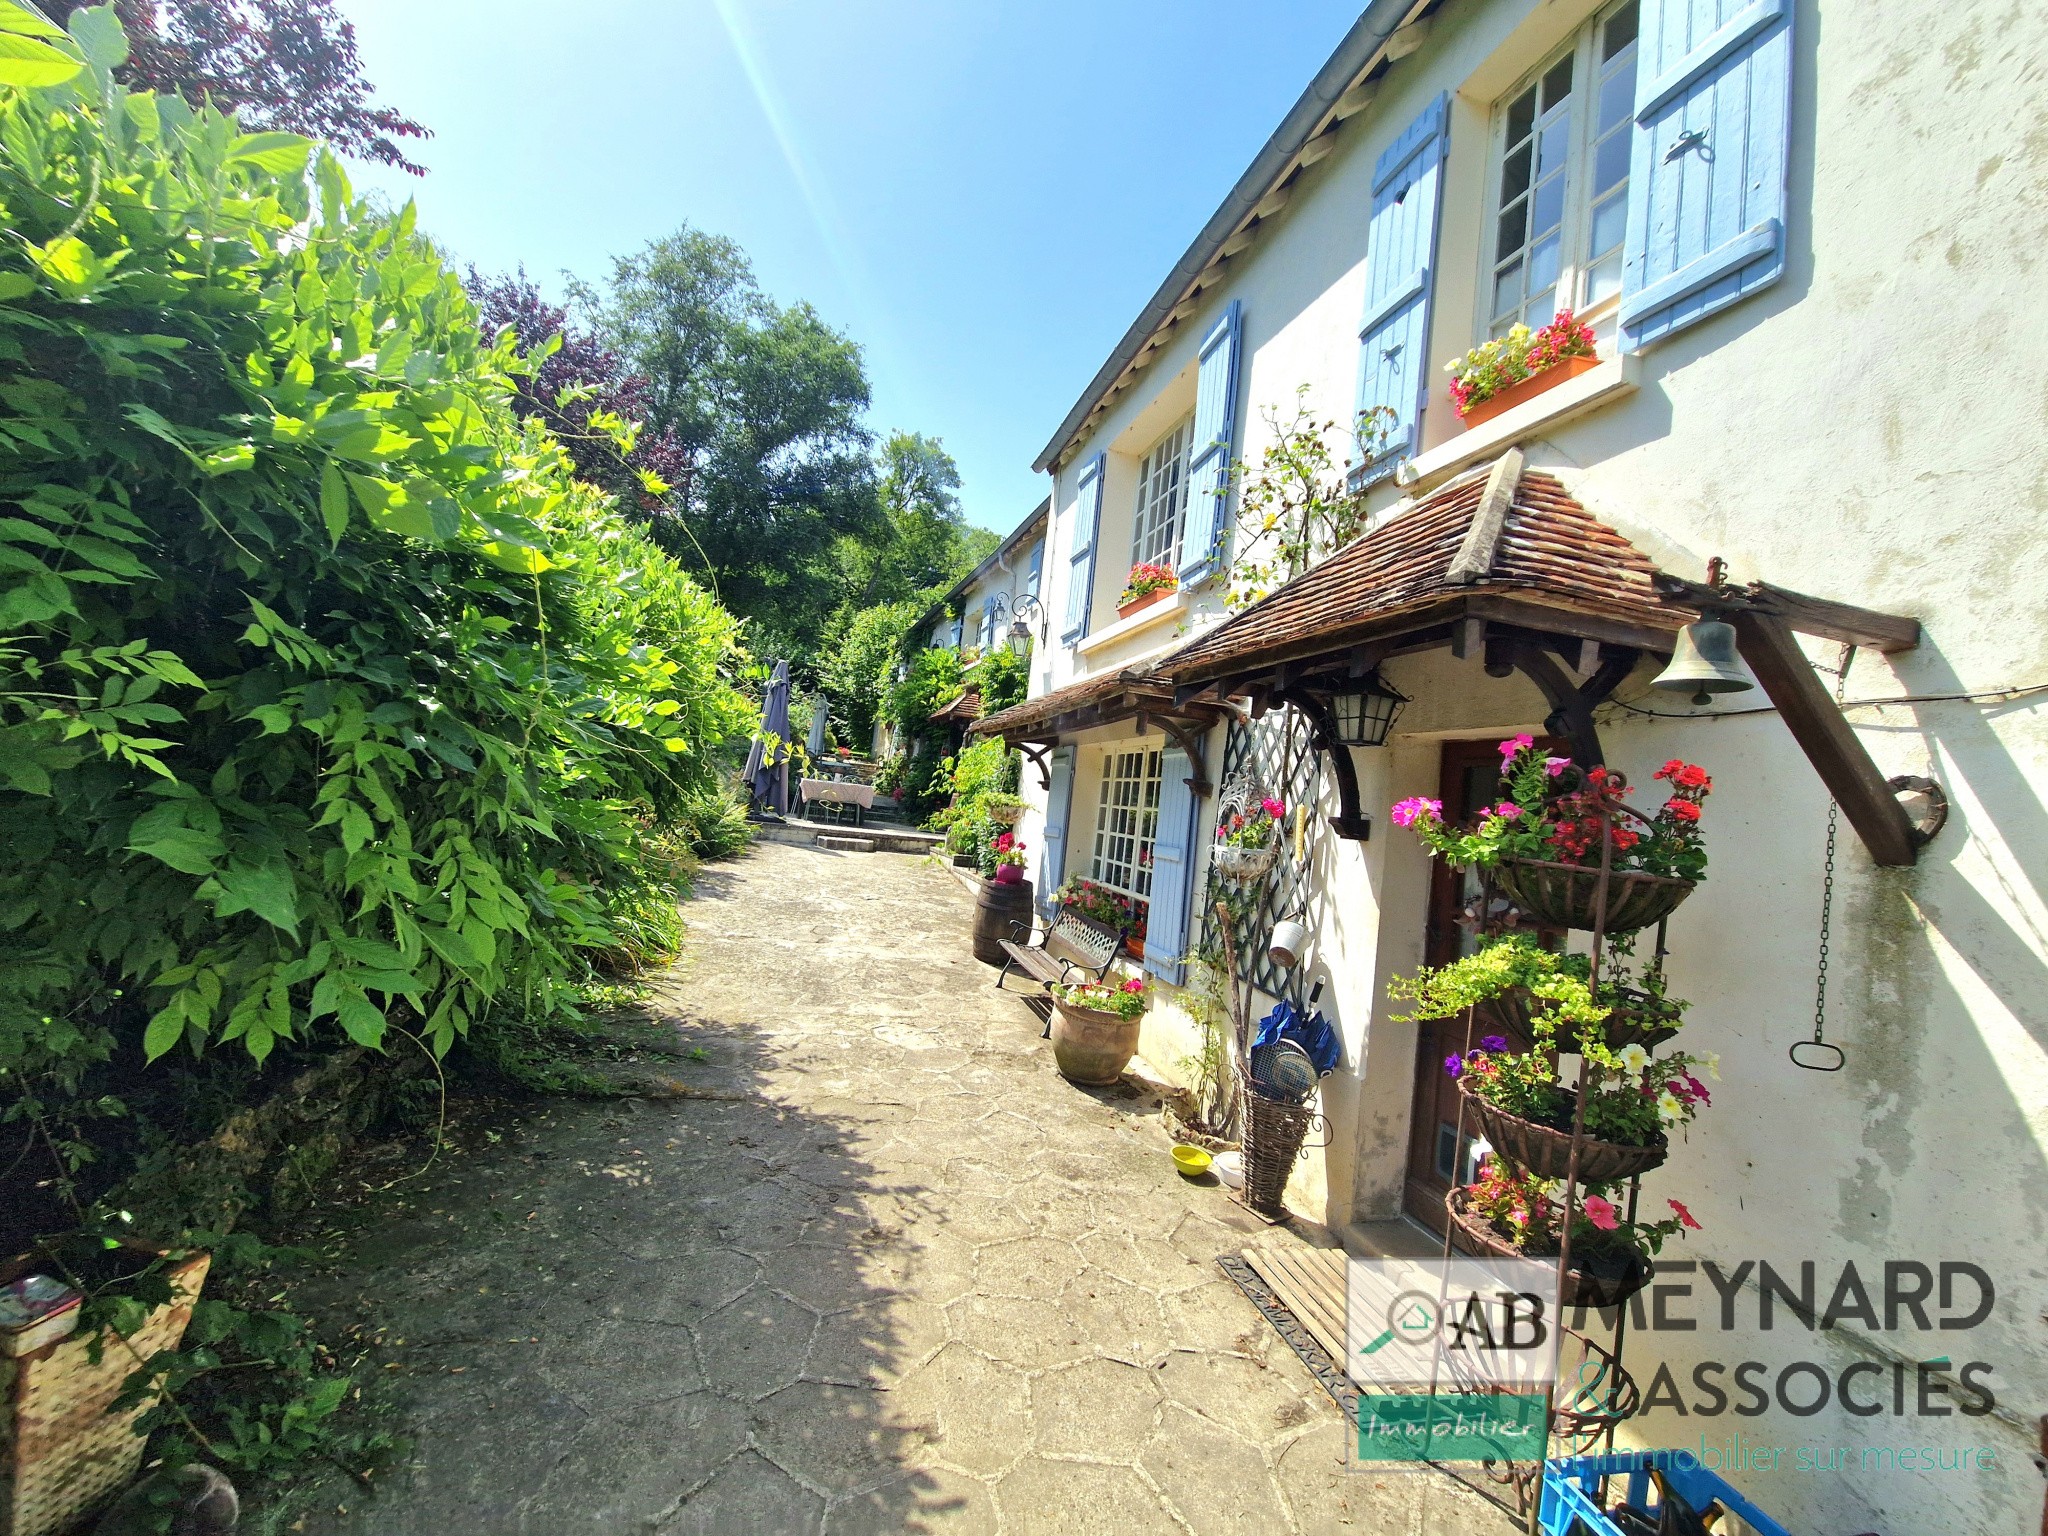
[1583,1196,1620,1232]
[1668,1199,1702,1231]
[1492,802,1522,820]
[1390,795,1443,828]
[1498,733,1535,760]
[1544,756,1570,777]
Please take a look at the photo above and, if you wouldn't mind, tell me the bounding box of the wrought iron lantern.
[1001,593,1046,658]
[1329,673,1408,747]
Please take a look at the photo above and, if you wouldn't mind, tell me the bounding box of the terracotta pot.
[1458,1080,1668,1182]
[1445,1189,1650,1311]
[1051,1000,1142,1086]
[1116,586,1175,621]
[1493,857,1694,935]
[1456,352,1603,429]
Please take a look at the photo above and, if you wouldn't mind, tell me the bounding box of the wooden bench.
[996,908,1132,1037]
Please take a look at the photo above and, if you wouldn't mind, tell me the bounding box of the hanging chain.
[1795,644,1854,1071]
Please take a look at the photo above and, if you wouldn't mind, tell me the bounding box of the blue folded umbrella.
[1252,998,1340,1076]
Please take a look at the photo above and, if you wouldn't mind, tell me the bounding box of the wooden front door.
[1400,739,1550,1234]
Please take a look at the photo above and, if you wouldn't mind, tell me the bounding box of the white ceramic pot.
[1268,919,1309,970]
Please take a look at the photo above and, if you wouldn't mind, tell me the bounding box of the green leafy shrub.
[679,785,753,860]
[965,644,1028,715]
[0,11,753,1146]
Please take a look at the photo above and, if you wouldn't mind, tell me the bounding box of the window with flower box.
[1484,0,1640,349]
[1131,418,1191,571]
[1089,746,1162,911]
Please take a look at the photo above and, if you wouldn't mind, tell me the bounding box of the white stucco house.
[971,1,2048,1530]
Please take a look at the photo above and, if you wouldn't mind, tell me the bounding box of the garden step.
[815,835,878,853]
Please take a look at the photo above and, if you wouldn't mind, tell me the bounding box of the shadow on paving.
[290,1010,954,1531]
[283,843,1517,1536]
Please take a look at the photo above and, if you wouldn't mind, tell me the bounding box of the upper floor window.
[1131,418,1192,571]
[1486,0,1639,347]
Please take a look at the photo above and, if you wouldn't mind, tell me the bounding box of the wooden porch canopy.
[970,666,1237,795]
[1158,451,1930,863]
[929,687,983,725]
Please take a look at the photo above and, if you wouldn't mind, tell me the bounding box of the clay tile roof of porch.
[929,688,983,724]
[970,667,1193,742]
[1161,465,1684,686]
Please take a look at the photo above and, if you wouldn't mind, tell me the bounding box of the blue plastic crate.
[1541,1451,1792,1536]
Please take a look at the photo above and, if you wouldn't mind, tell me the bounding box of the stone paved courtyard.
[300,841,1514,1534]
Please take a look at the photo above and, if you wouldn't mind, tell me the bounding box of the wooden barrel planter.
[970,876,1032,965]
[1486,985,1682,1053]
[1458,1081,1667,1182]
[1445,1188,1651,1312]
[1049,999,1141,1086]
[1493,858,1693,934]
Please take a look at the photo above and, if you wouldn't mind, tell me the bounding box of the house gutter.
[1032,0,1431,474]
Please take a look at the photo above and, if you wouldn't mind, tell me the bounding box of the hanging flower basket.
[1493,857,1694,935]
[1445,1188,1651,1312]
[1486,984,1682,1053]
[984,800,1026,827]
[1213,842,1279,883]
[1457,1080,1667,1182]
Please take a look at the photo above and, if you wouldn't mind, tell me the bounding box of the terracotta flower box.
[1457,352,1602,429]
[1115,586,1174,622]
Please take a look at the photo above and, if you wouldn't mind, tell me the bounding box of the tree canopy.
[51,0,429,171]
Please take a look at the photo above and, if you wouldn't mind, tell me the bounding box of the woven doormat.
[1218,1246,1356,1419]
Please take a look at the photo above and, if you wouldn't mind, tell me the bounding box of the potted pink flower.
[991,831,1027,885]
[1116,562,1178,619]
[1049,974,1150,1085]
[1446,309,1600,428]
[1213,796,1286,883]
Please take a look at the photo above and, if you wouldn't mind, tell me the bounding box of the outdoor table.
[800,777,876,826]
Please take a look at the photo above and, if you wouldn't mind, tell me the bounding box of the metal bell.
[1651,619,1758,706]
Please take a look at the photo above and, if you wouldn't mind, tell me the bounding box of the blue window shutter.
[1061,454,1104,643]
[1620,0,1793,350]
[1356,93,1449,473]
[1025,541,1043,598]
[1178,300,1243,589]
[1142,747,1199,985]
[1039,746,1076,911]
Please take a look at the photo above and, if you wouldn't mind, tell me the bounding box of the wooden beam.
[1746,581,1920,654]
[1253,182,1295,220]
[1297,128,1341,167]
[1385,15,1432,58]
[1446,449,1523,584]
[1732,612,1919,866]
[1330,82,1378,121]
[1451,615,1485,659]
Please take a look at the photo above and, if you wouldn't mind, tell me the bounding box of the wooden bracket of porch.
[1504,642,1639,769]
[1154,716,1214,796]
[1018,743,1054,792]
[1731,611,1921,866]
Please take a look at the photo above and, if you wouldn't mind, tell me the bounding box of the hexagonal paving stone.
[972,1235,1085,1300]
[1140,1404,1287,1536]
[1029,1356,1165,1459]
[827,1464,999,1535]
[1076,1228,1212,1294]
[805,1297,948,1387]
[695,1284,815,1400]
[1055,1271,1173,1364]
[538,1316,705,1408]
[1160,1277,1266,1354]
[659,1449,824,1536]
[1154,1348,1324,1447]
[947,1292,1094,1371]
[889,1341,1031,1476]
[522,1392,749,1530]
[749,1381,923,1496]
[991,1457,1180,1534]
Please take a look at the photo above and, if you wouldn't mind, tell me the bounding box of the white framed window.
[1089,746,1162,907]
[1483,0,1640,347]
[1131,418,1192,571]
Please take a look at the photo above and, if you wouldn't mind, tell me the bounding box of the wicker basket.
[1212,842,1279,884]
[1444,1188,1651,1313]
[1458,1082,1667,1182]
[1494,858,1694,934]
[1237,1068,1315,1216]
[985,801,1026,826]
[2,1249,210,1536]
[1486,986,1682,1053]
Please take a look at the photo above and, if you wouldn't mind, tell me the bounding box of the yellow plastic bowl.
[1171,1144,1214,1178]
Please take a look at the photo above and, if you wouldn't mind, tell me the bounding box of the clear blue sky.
[338,0,1363,534]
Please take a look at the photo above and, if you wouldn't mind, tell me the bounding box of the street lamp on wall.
[995,592,1047,658]
[1329,673,1409,747]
